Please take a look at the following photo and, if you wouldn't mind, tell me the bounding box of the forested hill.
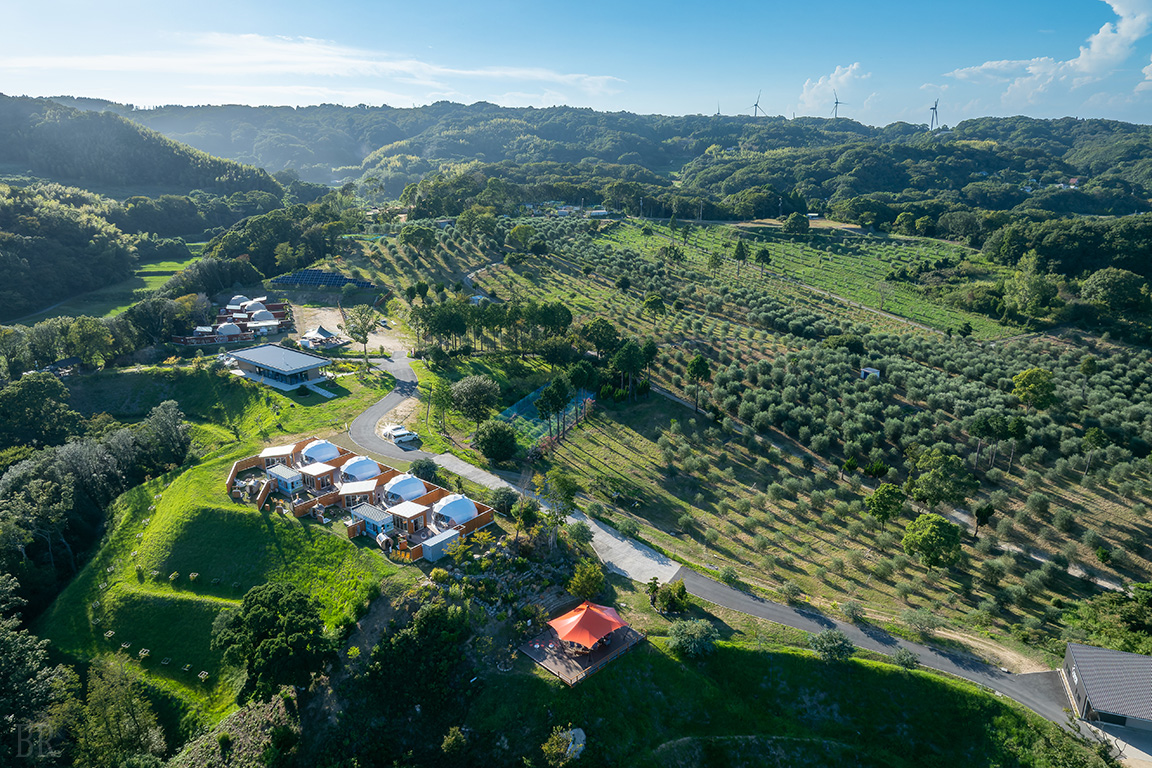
[0,94,282,196]
[49,97,1152,198]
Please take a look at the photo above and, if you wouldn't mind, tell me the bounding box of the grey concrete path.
[674,566,1070,724]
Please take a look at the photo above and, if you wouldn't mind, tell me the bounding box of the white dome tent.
[382,473,426,502]
[432,494,479,527]
[217,323,242,336]
[250,309,275,322]
[301,439,340,464]
[341,456,381,482]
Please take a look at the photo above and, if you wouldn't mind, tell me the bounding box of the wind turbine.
[831,90,845,119]
[929,99,940,131]
[750,90,766,117]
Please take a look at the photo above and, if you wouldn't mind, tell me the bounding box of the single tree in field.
[1082,427,1110,479]
[906,448,978,510]
[66,316,114,368]
[641,337,659,382]
[211,582,334,702]
[489,486,519,517]
[582,317,619,359]
[865,483,905,523]
[755,245,772,277]
[474,419,519,462]
[340,304,378,369]
[782,211,810,233]
[1080,355,1097,397]
[901,513,962,569]
[732,239,748,276]
[1012,367,1056,411]
[642,292,666,319]
[706,249,723,276]
[451,374,500,430]
[429,379,453,430]
[398,224,436,260]
[687,354,711,412]
[681,223,691,244]
[567,558,605,600]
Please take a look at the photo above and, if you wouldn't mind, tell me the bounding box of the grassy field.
[41,364,416,725]
[543,395,1149,667]
[462,576,1098,767]
[600,220,1018,339]
[15,251,202,325]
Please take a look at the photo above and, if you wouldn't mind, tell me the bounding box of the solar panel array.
[271,269,375,289]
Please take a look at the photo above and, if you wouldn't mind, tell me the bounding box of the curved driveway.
[348,353,435,462]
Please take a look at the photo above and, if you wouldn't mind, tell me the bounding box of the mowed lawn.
[15,251,202,324]
[41,365,415,720]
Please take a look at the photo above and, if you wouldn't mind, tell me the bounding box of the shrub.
[780,581,802,603]
[842,600,865,623]
[893,647,920,670]
[656,580,690,613]
[718,566,739,585]
[429,568,451,584]
[810,629,855,662]
[474,420,519,462]
[667,619,719,657]
[901,607,943,634]
[617,518,640,538]
[1052,508,1075,533]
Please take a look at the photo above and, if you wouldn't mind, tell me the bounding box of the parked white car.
[382,424,419,444]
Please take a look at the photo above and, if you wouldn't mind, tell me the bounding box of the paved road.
[674,566,1070,724]
[343,353,1073,728]
[347,352,435,462]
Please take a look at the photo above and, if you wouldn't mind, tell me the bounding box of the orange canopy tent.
[548,601,628,648]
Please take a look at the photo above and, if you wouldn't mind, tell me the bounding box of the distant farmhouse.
[225,438,495,561]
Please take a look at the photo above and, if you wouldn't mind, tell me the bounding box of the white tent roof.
[251,309,275,322]
[432,494,478,525]
[342,456,381,482]
[227,295,249,308]
[217,322,242,336]
[382,473,426,501]
[304,325,337,340]
[301,439,341,463]
[242,301,267,313]
[340,478,380,496]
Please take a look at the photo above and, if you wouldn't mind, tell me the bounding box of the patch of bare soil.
[377,397,421,436]
[291,304,409,354]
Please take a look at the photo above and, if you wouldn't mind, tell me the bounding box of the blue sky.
[3,0,1150,126]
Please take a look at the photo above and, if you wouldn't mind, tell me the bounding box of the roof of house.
[259,444,295,458]
[389,500,429,519]
[433,494,478,525]
[351,502,392,525]
[1067,643,1152,720]
[340,478,381,496]
[424,527,460,549]
[299,462,336,477]
[268,464,302,481]
[382,473,427,500]
[229,344,331,375]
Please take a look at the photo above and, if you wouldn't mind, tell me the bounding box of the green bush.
[667,619,719,657]
[810,629,855,662]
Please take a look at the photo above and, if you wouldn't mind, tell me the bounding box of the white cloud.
[1138,55,1152,91]
[795,62,871,116]
[0,32,624,101]
[945,0,1152,104]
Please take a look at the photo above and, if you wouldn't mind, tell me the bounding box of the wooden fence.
[225,455,264,495]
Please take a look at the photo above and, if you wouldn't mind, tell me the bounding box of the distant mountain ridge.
[0,94,282,196]
[46,97,1152,199]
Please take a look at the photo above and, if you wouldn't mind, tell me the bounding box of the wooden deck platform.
[520,626,645,686]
